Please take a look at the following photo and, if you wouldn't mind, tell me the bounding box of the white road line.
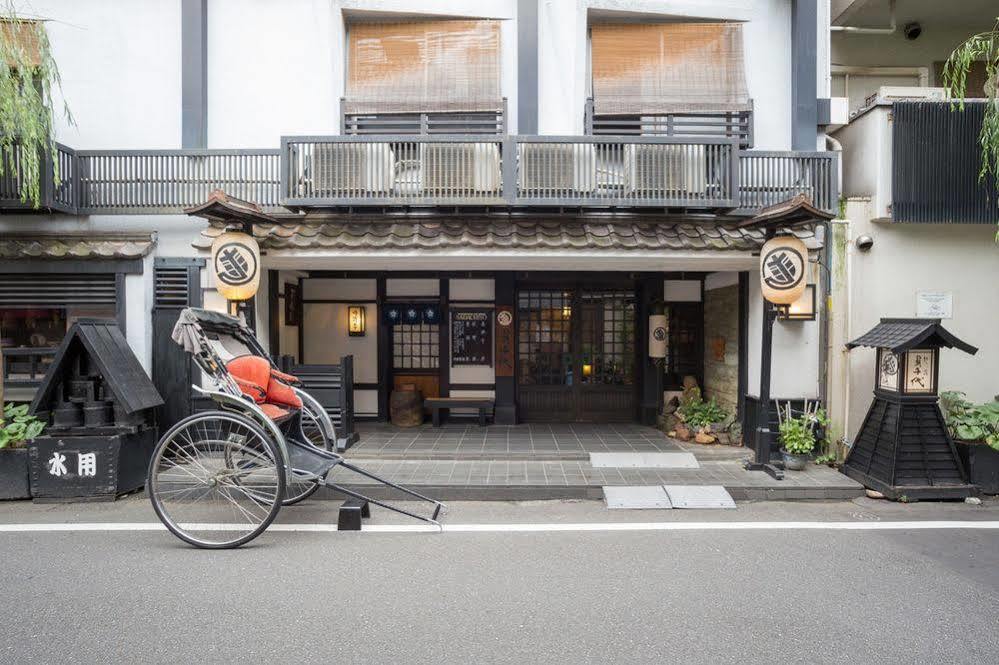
[0,521,997,534]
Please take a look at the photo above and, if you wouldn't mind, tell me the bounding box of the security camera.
[903,22,922,40]
[856,235,874,252]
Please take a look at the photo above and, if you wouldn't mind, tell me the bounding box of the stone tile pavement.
[340,423,863,501]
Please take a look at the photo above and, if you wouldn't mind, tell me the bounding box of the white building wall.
[26,0,182,149]
[832,201,999,444]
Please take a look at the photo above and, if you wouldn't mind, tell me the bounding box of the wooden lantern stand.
[842,319,978,500]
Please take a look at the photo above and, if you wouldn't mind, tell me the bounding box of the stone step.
[324,458,864,502]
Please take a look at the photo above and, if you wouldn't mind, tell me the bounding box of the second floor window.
[344,19,504,134]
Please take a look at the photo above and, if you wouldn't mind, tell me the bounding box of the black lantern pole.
[745,228,785,480]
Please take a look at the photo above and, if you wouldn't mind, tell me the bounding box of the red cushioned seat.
[227,356,303,415]
[258,403,292,422]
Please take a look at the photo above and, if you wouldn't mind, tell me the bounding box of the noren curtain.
[590,23,750,115]
[345,20,502,114]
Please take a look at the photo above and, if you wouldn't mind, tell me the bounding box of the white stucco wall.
[835,200,999,443]
[23,0,182,149]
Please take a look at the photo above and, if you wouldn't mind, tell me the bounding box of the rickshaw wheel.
[148,411,285,549]
[282,404,330,506]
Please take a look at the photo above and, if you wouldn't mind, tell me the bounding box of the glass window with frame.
[392,323,439,370]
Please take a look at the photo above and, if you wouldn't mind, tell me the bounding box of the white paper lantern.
[649,314,667,359]
[759,235,807,305]
[211,230,261,301]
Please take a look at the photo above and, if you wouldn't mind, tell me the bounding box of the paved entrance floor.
[351,422,741,460]
[342,423,863,501]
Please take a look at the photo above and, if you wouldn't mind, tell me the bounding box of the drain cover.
[663,485,736,509]
[603,485,673,510]
[590,452,699,469]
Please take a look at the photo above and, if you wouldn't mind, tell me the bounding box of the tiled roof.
[847,318,978,355]
[0,232,157,260]
[194,220,819,253]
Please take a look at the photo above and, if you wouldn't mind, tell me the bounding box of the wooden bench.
[424,397,495,427]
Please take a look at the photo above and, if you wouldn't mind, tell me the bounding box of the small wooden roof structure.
[846,318,978,355]
[738,194,836,229]
[184,189,277,227]
[30,320,164,416]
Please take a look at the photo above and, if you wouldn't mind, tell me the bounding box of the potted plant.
[941,391,999,494]
[0,403,45,500]
[677,395,728,444]
[777,402,828,471]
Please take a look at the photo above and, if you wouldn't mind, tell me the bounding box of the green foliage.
[942,18,999,239]
[0,4,73,207]
[677,394,728,429]
[778,408,828,455]
[0,402,44,450]
[813,453,838,467]
[940,391,999,451]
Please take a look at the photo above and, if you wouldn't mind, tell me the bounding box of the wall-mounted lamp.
[348,305,366,336]
[582,363,593,378]
[780,284,817,321]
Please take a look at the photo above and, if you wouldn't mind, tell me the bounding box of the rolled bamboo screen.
[1,19,43,67]
[591,23,750,115]
[345,20,502,114]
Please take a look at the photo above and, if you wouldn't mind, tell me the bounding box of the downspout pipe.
[818,135,842,428]
[830,0,896,35]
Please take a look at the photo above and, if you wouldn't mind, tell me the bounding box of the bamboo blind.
[1,19,43,67]
[591,23,750,115]
[345,20,502,114]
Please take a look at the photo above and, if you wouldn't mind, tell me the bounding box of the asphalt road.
[1,498,997,664]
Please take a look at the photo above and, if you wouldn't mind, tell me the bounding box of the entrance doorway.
[516,287,637,422]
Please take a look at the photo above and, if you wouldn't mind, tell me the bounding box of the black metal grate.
[154,266,190,308]
[664,303,703,390]
[892,101,999,224]
[343,109,505,135]
[517,290,572,386]
[392,324,439,370]
[580,290,636,385]
[0,273,116,307]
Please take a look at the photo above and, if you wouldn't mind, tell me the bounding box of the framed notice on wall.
[451,309,492,366]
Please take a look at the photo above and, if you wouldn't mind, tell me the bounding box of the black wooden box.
[0,449,32,501]
[28,429,157,501]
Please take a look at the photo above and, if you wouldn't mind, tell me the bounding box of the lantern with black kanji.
[843,318,978,500]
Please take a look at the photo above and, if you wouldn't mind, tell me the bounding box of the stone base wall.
[703,284,739,420]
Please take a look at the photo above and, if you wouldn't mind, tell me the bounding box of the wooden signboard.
[451,309,492,366]
[495,306,514,377]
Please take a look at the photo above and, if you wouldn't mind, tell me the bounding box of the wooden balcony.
[1,137,838,216]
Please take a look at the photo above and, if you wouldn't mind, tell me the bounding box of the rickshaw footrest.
[337,497,370,531]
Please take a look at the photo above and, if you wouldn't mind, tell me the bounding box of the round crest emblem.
[213,241,258,287]
[653,326,666,342]
[497,310,513,327]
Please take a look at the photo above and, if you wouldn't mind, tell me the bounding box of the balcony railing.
[585,98,754,148]
[2,137,837,215]
[76,149,282,213]
[1,143,76,213]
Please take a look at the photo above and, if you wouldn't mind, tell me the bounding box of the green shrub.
[940,391,999,451]
[778,408,828,455]
[0,403,45,450]
[678,395,728,429]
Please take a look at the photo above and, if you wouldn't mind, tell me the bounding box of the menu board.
[451,309,492,366]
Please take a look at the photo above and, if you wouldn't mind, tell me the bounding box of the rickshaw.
[146,307,444,548]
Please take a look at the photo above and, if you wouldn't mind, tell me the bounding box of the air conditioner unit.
[311,143,394,197]
[866,86,949,108]
[518,143,597,195]
[624,144,707,196]
[420,143,501,195]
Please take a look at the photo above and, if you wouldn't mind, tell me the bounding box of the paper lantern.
[648,313,667,358]
[211,230,260,301]
[348,305,366,337]
[759,235,807,305]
